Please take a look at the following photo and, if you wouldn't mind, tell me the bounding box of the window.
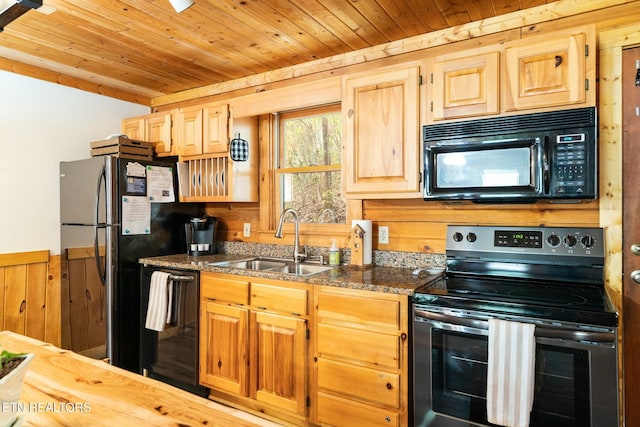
[275,104,345,224]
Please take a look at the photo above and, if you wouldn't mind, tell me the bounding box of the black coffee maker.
[185,216,217,256]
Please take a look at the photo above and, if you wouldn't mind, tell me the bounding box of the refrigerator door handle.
[95,160,106,225]
[94,162,107,286]
[94,225,106,286]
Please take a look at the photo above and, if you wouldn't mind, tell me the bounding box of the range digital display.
[494,230,542,248]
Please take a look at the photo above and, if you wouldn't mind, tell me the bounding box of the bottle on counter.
[329,239,340,266]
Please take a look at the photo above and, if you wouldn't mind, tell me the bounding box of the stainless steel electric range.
[412,225,619,427]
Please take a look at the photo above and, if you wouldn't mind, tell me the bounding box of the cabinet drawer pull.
[386,383,393,390]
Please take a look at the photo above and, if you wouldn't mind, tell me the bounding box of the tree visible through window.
[276,104,345,224]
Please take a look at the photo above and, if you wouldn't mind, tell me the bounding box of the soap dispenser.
[329,239,340,266]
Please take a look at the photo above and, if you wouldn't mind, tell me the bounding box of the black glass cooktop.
[413,274,618,327]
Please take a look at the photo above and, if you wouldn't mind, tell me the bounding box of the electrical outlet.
[243,223,251,237]
[379,226,389,244]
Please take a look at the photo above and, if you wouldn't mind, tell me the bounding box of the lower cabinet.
[199,272,410,426]
[313,286,410,426]
[251,311,307,415]
[199,272,311,425]
[200,301,249,396]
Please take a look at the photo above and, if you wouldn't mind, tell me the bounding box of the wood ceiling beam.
[0,55,151,105]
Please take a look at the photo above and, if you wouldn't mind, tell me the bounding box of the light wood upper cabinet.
[203,104,230,154]
[177,116,259,202]
[121,111,175,156]
[431,51,500,120]
[342,64,422,198]
[121,116,145,140]
[177,103,229,157]
[504,29,591,111]
[147,112,173,155]
[176,106,204,157]
[426,25,595,123]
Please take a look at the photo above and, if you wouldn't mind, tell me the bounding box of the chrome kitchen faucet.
[275,208,307,263]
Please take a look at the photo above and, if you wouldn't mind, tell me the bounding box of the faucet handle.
[296,245,308,263]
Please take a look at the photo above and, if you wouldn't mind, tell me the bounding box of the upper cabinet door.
[342,64,421,198]
[203,103,229,154]
[431,51,500,120]
[146,111,173,155]
[504,31,588,111]
[121,116,146,140]
[177,106,204,157]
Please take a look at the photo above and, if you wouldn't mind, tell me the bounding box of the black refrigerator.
[59,155,199,373]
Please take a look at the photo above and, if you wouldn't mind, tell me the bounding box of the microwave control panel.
[550,132,593,198]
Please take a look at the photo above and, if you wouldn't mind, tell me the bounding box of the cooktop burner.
[412,225,618,327]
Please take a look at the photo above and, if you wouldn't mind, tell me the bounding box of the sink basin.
[225,259,286,270]
[271,263,333,276]
[209,257,333,276]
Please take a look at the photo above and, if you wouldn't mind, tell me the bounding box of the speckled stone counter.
[139,253,444,296]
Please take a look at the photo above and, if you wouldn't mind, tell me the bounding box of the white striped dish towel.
[144,271,173,332]
[486,318,536,427]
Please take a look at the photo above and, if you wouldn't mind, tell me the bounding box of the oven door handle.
[414,309,615,343]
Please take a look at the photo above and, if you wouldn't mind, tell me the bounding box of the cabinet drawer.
[251,283,307,316]
[317,392,399,427]
[317,359,400,408]
[317,291,400,331]
[201,274,249,305]
[317,323,399,369]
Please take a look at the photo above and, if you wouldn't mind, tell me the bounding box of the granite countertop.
[139,253,443,295]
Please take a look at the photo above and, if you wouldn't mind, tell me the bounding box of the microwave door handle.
[541,136,551,194]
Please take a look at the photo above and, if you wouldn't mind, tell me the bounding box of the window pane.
[281,171,345,224]
[282,112,341,167]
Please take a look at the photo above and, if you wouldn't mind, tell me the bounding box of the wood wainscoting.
[0,250,60,346]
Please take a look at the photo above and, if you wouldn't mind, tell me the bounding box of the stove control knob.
[466,232,477,243]
[581,235,596,248]
[564,235,577,247]
[631,270,640,284]
[547,234,561,247]
[453,232,464,242]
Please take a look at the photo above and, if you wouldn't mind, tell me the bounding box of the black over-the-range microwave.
[423,107,597,203]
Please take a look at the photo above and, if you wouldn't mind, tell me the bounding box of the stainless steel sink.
[224,259,287,270]
[208,257,333,276]
[270,263,333,276]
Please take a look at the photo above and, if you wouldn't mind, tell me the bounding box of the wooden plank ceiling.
[0,0,551,105]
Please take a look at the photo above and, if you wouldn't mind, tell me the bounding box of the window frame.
[267,103,355,239]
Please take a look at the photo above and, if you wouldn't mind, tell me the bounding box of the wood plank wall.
[0,251,60,346]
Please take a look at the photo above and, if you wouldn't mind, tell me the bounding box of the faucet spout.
[275,208,307,263]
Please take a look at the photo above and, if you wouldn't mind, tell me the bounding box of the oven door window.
[432,329,590,426]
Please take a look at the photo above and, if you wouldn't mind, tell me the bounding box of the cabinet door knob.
[631,244,640,256]
[631,270,640,284]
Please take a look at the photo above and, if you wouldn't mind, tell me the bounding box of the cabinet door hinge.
[227,109,231,119]
[306,396,311,407]
[430,101,433,112]
[430,72,433,84]
[585,44,589,57]
[585,79,589,91]
[306,329,310,340]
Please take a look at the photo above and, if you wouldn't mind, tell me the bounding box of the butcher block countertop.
[139,253,443,295]
[0,331,281,427]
